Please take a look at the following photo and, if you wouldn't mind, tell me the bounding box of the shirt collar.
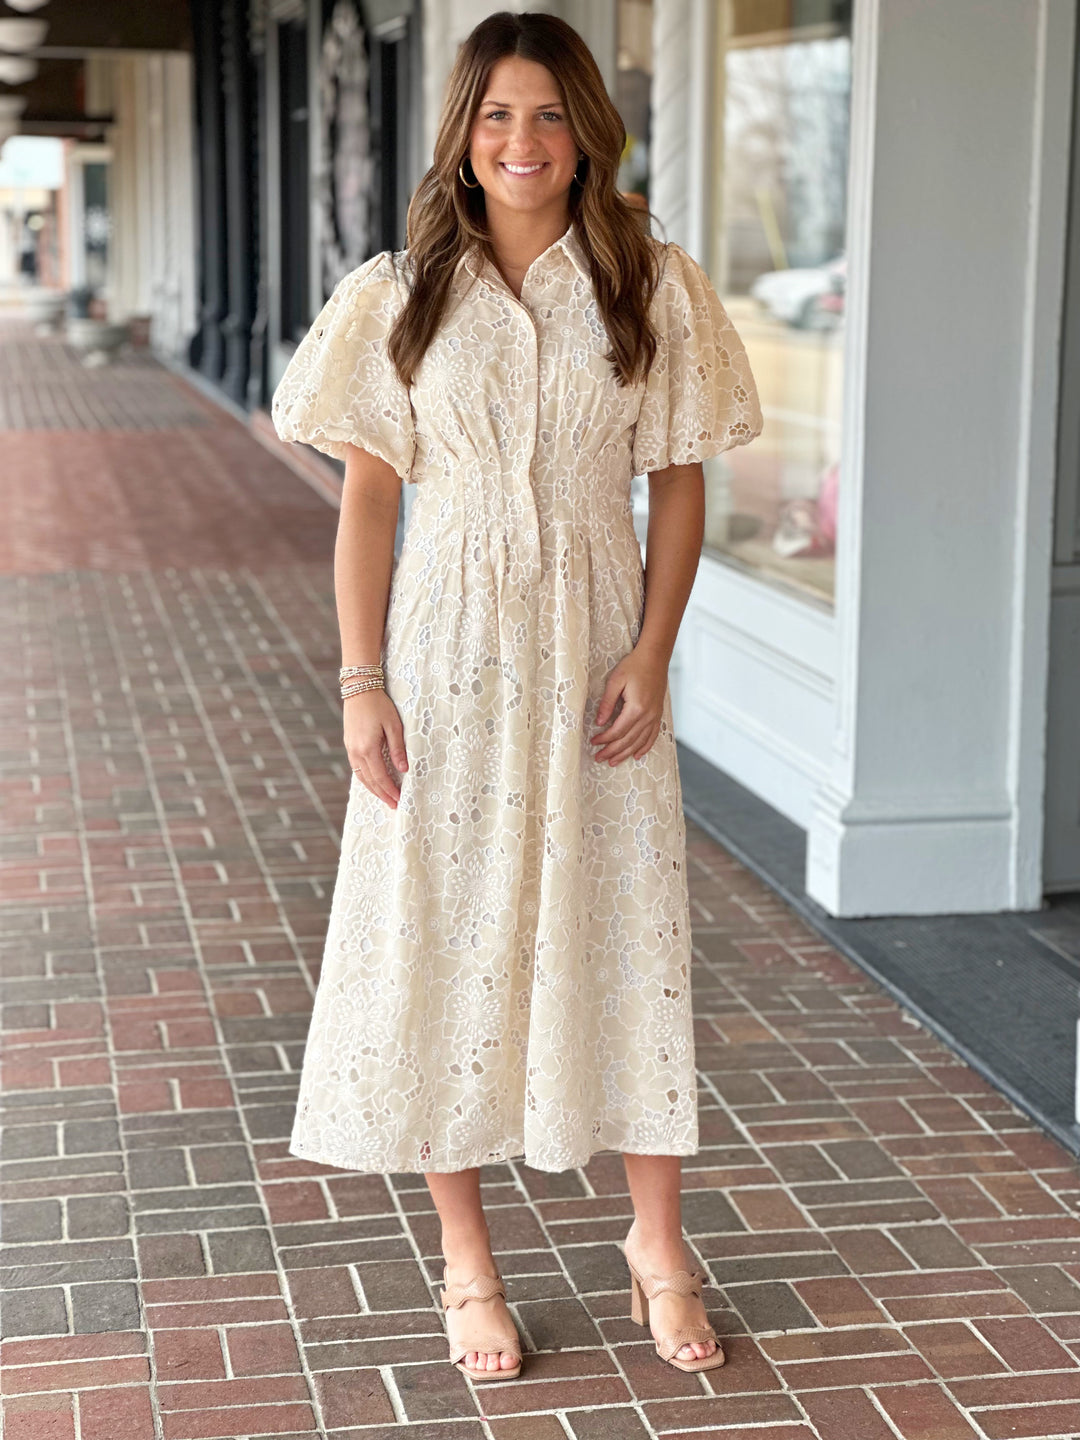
[455,221,590,286]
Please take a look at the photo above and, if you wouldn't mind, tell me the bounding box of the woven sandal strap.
[441,1273,506,1310]
[639,1267,706,1300]
[656,1323,719,1361]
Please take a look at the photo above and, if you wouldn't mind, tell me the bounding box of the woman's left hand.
[590,645,669,764]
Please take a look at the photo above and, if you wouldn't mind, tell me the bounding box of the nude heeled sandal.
[625,1255,726,1373]
[439,1267,523,1381]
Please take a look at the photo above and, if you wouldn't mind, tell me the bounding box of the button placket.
[478,265,548,827]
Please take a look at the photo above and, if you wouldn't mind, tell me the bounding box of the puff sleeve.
[631,241,763,476]
[271,250,416,482]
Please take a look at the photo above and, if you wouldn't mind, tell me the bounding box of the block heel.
[623,1247,725,1373]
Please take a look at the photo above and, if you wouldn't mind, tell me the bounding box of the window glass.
[616,1,851,601]
[82,160,110,293]
[616,0,653,202]
[617,0,655,546]
[709,0,852,604]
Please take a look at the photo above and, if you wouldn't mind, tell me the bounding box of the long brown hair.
[388,10,662,390]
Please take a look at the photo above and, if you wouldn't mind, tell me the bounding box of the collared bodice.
[404,222,641,541]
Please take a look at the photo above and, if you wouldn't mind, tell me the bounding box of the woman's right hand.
[345,689,409,809]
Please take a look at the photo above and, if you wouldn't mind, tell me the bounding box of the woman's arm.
[337,442,410,809]
[336,442,401,664]
[636,462,706,665]
[590,462,705,765]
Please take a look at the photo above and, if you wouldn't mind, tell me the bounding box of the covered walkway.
[2,319,1080,1439]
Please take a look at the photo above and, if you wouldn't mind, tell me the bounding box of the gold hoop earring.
[458,155,481,189]
[571,152,588,186]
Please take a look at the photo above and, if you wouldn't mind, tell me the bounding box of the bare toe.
[678,1338,714,1360]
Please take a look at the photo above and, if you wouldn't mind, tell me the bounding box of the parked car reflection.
[750,254,845,330]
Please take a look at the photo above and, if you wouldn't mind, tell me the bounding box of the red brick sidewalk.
[3,318,1080,1440]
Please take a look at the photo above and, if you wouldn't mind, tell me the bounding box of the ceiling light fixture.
[0,55,37,82]
[0,17,48,51]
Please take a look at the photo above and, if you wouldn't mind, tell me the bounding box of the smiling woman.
[381,19,665,391]
[271,5,762,1388]
[461,63,584,292]
[468,85,577,201]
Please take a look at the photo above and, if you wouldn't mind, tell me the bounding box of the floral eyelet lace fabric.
[272,223,763,1173]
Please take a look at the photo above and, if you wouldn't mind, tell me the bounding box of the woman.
[272,9,762,1386]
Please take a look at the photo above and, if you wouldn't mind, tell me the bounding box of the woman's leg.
[622,1153,718,1361]
[425,1168,520,1372]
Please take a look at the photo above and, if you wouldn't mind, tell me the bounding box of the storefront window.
[616,2,850,601]
[82,160,111,294]
[617,0,655,545]
[616,0,652,201]
[709,1,852,604]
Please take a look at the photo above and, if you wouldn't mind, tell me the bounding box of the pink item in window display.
[818,461,839,545]
[772,461,839,559]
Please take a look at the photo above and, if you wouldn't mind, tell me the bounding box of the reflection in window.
[709,1,852,605]
[82,161,111,294]
[617,0,655,546]
[616,0,652,202]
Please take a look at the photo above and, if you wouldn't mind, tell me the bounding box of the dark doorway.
[279,17,310,344]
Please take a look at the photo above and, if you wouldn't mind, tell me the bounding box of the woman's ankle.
[625,1216,690,1267]
[441,1224,494,1261]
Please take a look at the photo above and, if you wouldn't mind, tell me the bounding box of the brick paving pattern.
[3,316,1080,1439]
[0,325,212,431]
[0,319,340,575]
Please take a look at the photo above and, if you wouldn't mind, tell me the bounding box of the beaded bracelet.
[341,677,385,698]
[340,663,385,700]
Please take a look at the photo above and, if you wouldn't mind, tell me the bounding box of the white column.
[650,0,714,258]
[146,54,168,339]
[806,0,1075,916]
[160,52,198,356]
[562,0,616,95]
[106,55,140,321]
[650,0,727,728]
[133,57,154,316]
[422,0,529,168]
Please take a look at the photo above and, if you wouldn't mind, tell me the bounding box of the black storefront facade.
[188,0,422,414]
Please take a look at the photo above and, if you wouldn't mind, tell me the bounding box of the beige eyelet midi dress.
[272,222,763,1174]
